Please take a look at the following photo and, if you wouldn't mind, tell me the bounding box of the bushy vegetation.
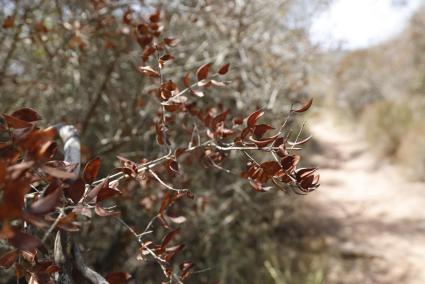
[0,1,328,283]
[398,120,425,182]
[361,101,413,158]
[324,5,425,181]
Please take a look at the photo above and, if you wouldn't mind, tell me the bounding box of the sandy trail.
[308,115,425,284]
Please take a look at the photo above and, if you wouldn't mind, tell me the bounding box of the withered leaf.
[28,188,61,215]
[211,110,229,130]
[196,63,211,81]
[83,157,101,184]
[218,63,230,75]
[247,109,264,128]
[280,155,300,172]
[42,165,77,180]
[149,10,160,22]
[179,261,194,280]
[64,178,85,204]
[105,272,131,284]
[159,191,171,214]
[97,186,121,202]
[9,232,42,250]
[2,114,33,129]
[0,250,18,268]
[168,159,180,175]
[293,98,313,113]
[2,16,14,29]
[164,37,177,47]
[161,228,180,251]
[11,108,42,122]
[260,161,281,177]
[253,124,275,139]
[86,176,108,203]
[183,73,190,88]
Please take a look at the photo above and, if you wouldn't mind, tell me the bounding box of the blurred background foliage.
[1,0,425,283]
[313,4,425,181]
[0,0,332,283]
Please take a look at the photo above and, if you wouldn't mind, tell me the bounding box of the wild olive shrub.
[398,120,425,181]
[0,4,320,284]
[361,101,413,158]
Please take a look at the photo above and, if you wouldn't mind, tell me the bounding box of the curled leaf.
[247,109,264,128]
[288,134,312,146]
[11,108,42,122]
[293,98,313,113]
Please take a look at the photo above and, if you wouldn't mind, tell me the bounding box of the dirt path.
[308,115,425,284]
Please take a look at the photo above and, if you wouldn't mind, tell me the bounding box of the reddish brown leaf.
[149,10,160,22]
[247,109,264,128]
[168,159,180,175]
[164,244,185,262]
[9,232,42,250]
[218,63,230,75]
[179,261,194,280]
[28,188,61,216]
[293,98,313,113]
[196,63,211,81]
[11,108,42,122]
[161,228,180,251]
[253,124,275,139]
[183,73,190,88]
[280,155,300,172]
[0,250,18,268]
[295,167,318,180]
[142,46,155,61]
[97,186,121,202]
[123,9,132,24]
[42,165,77,180]
[159,54,174,62]
[260,161,281,177]
[64,178,85,204]
[211,110,229,130]
[164,37,177,47]
[83,157,101,184]
[105,272,131,284]
[159,191,171,214]
[2,16,14,29]
[86,176,108,203]
[2,114,32,129]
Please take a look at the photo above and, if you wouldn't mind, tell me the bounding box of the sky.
[310,0,424,50]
